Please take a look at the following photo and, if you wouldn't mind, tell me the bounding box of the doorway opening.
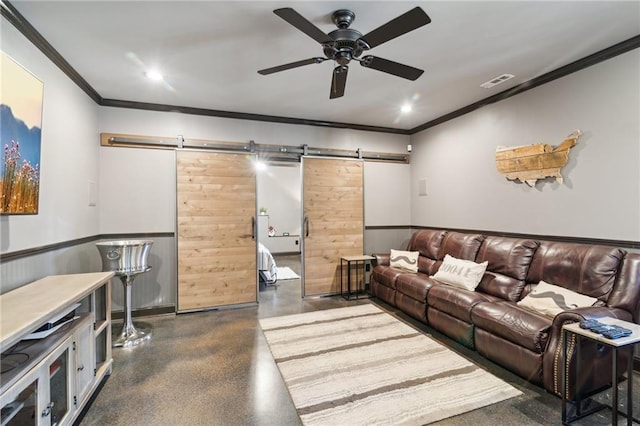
[256,160,302,308]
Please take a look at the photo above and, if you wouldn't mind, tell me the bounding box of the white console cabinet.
[0,272,113,426]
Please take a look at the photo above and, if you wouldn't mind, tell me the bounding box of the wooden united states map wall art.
[495,130,581,187]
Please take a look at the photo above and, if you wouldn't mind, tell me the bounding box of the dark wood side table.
[340,255,375,300]
[562,317,640,425]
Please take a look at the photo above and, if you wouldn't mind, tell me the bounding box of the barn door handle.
[251,216,256,240]
[304,216,309,237]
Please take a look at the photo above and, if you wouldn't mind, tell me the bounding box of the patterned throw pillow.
[430,254,488,291]
[517,280,597,317]
[390,249,419,273]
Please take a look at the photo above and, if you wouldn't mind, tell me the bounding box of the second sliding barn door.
[302,157,364,296]
[176,150,257,312]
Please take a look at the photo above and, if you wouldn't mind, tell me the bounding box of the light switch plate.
[418,179,427,196]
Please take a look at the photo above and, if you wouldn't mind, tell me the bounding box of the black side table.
[340,255,375,300]
[562,317,640,425]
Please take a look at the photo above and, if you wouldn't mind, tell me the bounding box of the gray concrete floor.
[78,255,638,425]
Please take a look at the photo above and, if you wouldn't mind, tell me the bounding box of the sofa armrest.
[373,253,390,267]
[543,306,633,397]
[552,306,633,331]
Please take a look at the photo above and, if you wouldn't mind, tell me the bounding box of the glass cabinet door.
[45,339,73,426]
[0,375,39,426]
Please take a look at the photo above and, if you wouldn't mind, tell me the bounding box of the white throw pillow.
[390,249,419,273]
[517,280,597,317]
[430,254,488,291]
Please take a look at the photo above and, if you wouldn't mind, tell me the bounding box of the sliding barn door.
[176,150,257,311]
[302,157,364,296]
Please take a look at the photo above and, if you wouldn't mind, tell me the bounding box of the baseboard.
[112,305,175,320]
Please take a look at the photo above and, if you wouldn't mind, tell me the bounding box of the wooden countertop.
[0,272,114,351]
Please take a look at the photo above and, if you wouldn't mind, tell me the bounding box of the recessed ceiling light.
[401,104,412,114]
[145,70,163,81]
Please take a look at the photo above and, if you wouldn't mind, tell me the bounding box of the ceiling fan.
[258,7,431,99]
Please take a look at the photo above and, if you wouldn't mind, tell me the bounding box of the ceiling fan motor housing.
[322,10,366,65]
[324,28,364,64]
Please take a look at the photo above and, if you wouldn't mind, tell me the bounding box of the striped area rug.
[259,304,522,426]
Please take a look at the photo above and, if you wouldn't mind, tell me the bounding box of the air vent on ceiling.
[480,73,514,89]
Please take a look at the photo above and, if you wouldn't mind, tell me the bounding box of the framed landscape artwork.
[0,51,43,214]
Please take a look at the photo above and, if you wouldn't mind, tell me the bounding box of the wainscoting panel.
[108,236,176,312]
[1,235,177,314]
[364,227,413,255]
[0,240,103,294]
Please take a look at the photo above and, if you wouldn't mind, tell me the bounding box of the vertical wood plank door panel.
[177,151,256,311]
[302,157,364,296]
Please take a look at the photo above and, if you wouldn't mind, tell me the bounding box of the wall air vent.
[480,73,515,89]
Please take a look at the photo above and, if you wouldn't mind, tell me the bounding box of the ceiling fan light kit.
[258,7,431,99]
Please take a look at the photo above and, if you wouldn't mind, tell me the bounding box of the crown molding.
[3,0,638,136]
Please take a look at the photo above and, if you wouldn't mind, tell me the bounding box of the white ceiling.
[9,1,640,131]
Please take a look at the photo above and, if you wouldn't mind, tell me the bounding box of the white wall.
[410,49,640,242]
[98,107,410,234]
[364,162,411,226]
[256,162,301,237]
[363,161,412,253]
[99,147,175,233]
[0,17,100,254]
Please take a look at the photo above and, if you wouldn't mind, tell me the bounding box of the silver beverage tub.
[96,239,153,274]
[96,240,153,348]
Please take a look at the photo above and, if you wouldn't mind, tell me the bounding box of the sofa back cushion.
[475,236,539,302]
[407,229,447,275]
[525,241,624,300]
[607,253,640,322]
[408,229,447,258]
[438,232,485,262]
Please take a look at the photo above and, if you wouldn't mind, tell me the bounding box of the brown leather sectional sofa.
[371,229,640,399]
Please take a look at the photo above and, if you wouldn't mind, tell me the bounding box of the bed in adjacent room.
[258,242,278,288]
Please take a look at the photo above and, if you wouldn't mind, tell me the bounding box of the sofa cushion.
[417,256,439,276]
[475,237,539,302]
[408,229,447,260]
[526,241,624,300]
[427,285,498,323]
[390,249,419,272]
[608,253,640,322]
[438,232,485,262]
[517,280,597,317]
[406,229,448,275]
[471,301,551,353]
[395,273,438,302]
[431,254,488,291]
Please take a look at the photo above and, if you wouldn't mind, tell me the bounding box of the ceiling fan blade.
[274,8,333,45]
[330,65,348,99]
[360,56,424,81]
[258,57,326,75]
[358,7,431,50]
